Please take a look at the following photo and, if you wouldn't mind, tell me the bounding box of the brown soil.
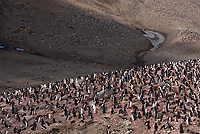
[1,0,200,133]
[1,0,200,91]
[0,0,151,91]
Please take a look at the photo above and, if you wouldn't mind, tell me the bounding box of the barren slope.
[0,0,151,90]
[0,0,151,66]
[1,0,200,94]
[70,0,200,64]
[1,0,200,134]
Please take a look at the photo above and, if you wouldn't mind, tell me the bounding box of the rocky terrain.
[1,59,200,134]
[0,0,152,90]
[1,0,200,90]
[1,0,200,133]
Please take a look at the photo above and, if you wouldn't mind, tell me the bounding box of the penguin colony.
[1,59,200,133]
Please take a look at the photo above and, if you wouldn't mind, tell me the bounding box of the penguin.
[176,111,181,120]
[40,123,46,129]
[188,116,192,125]
[46,89,49,94]
[173,106,177,114]
[78,112,81,119]
[146,112,149,120]
[40,118,45,125]
[119,109,123,114]
[0,97,3,102]
[142,104,145,116]
[107,125,111,134]
[131,112,136,121]
[183,104,187,114]
[149,110,152,118]
[155,109,158,120]
[17,129,21,134]
[71,120,75,124]
[22,117,28,127]
[3,120,9,128]
[16,113,20,121]
[13,127,17,133]
[5,97,10,104]
[198,111,200,118]
[144,121,151,129]
[89,111,94,119]
[123,104,128,116]
[56,102,60,108]
[154,123,158,131]
[12,105,16,114]
[81,114,85,120]
[48,113,52,119]
[111,108,114,114]
[73,107,76,117]
[103,104,106,114]
[189,110,193,118]
[160,113,164,122]
[45,121,50,126]
[31,122,37,131]
[138,112,142,119]
[167,116,171,123]
[64,107,67,116]
[30,107,34,115]
[113,97,118,109]
[52,118,56,123]
[180,123,184,133]
[92,104,96,113]
[74,99,78,106]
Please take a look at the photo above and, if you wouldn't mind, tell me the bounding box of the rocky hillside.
[0,0,151,90]
[1,0,200,93]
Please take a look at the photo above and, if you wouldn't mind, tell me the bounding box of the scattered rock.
[68,25,76,29]
[25,28,34,34]
[158,81,165,87]
[12,28,20,33]
[24,46,35,54]
[24,115,34,121]
[47,33,53,37]
[71,55,76,58]
[97,88,113,99]
[9,115,16,124]
[74,39,80,43]
[0,103,7,107]
[21,4,24,8]
[18,36,24,40]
